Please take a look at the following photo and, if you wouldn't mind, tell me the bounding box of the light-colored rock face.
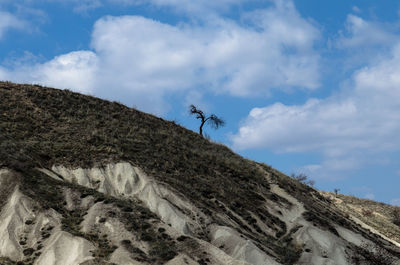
[295,226,349,265]
[52,163,199,235]
[189,238,254,265]
[49,162,400,265]
[109,247,142,265]
[35,231,94,265]
[164,254,199,265]
[0,170,95,265]
[2,164,400,265]
[209,225,280,265]
[51,162,277,264]
[0,186,28,261]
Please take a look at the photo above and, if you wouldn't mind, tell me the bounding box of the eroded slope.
[0,82,400,264]
[320,191,400,246]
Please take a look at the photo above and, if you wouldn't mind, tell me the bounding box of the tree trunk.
[199,121,205,136]
[199,117,209,137]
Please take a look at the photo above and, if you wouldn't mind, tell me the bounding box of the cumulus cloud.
[0,51,98,93]
[0,11,26,39]
[91,9,319,95]
[0,1,321,114]
[231,43,400,174]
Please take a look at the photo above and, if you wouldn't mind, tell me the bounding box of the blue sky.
[1,0,400,205]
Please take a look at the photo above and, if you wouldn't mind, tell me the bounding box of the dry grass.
[0,82,269,214]
[0,82,290,262]
[320,191,400,244]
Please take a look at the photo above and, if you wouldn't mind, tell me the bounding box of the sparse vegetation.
[0,82,269,217]
[1,82,400,264]
[350,242,396,265]
[290,173,315,187]
[326,192,400,244]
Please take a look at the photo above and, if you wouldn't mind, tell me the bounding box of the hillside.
[0,81,399,265]
[320,191,400,245]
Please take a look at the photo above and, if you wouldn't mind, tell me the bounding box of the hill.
[0,81,399,265]
[320,191,400,245]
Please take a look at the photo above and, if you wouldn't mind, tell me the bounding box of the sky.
[0,0,399,205]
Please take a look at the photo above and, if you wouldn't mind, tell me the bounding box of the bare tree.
[189,105,225,137]
[334,188,340,197]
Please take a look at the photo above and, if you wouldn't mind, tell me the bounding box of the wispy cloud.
[336,14,399,49]
[391,198,400,206]
[72,0,103,13]
[352,6,361,14]
[0,11,27,40]
[5,0,248,15]
[364,193,375,200]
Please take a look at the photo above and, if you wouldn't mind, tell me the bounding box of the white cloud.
[333,14,400,72]
[336,14,399,49]
[231,43,400,173]
[0,11,26,39]
[0,1,321,114]
[91,9,319,96]
[232,98,364,154]
[91,5,319,109]
[0,51,98,93]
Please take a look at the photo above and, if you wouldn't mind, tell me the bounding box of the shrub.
[290,173,315,187]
